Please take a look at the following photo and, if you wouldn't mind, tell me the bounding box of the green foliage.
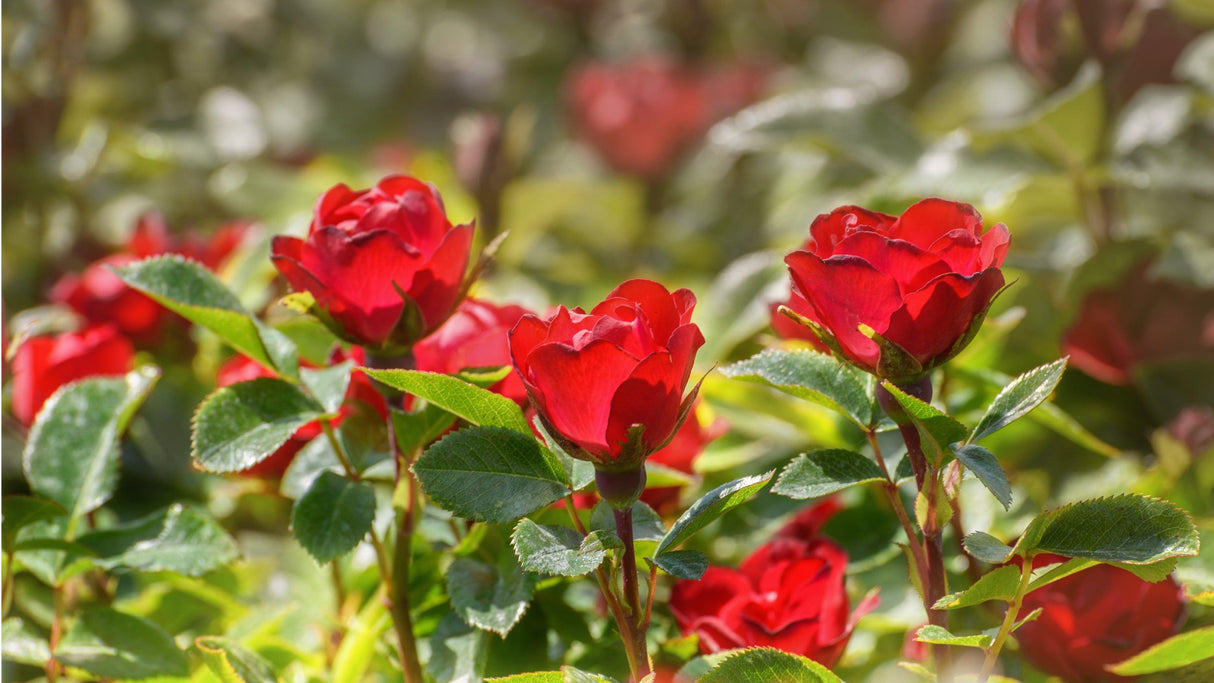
[413,426,569,523]
[1107,625,1214,676]
[698,647,844,683]
[291,472,375,564]
[196,636,281,683]
[363,368,531,434]
[511,519,614,577]
[914,624,992,649]
[721,349,874,427]
[969,358,1068,442]
[772,449,887,500]
[879,382,967,465]
[429,612,488,683]
[950,444,1012,511]
[113,256,298,377]
[656,470,775,555]
[80,504,238,576]
[589,501,666,543]
[446,554,537,636]
[192,377,324,473]
[934,565,1020,610]
[2,496,66,553]
[1014,494,1200,564]
[649,550,708,580]
[23,366,160,525]
[962,532,1014,565]
[300,360,354,414]
[55,607,189,679]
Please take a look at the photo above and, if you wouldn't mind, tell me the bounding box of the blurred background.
[4,0,1214,678]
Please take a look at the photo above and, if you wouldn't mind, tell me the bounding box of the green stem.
[867,430,931,600]
[612,506,652,682]
[979,558,1034,681]
[564,498,640,676]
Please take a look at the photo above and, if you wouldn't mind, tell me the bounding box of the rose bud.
[1062,261,1214,387]
[1014,554,1185,683]
[216,348,387,478]
[413,298,534,407]
[271,175,475,353]
[508,279,705,505]
[10,324,135,426]
[782,199,1009,382]
[669,500,876,667]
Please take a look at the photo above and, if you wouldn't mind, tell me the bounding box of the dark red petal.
[605,352,683,458]
[509,314,554,375]
[807,206,897,257]
[926,228,983,275]
[668,566,753,633]
[405,223,474,333]
[312,183,364,232]
[833,231,953,295]
[522,339,640,455]
[597,279,683,344]
[786,251,902,371]
[886,268,1006,365]
[892,198,983,251]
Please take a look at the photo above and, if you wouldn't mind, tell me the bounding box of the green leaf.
[589,501,666,543]
[2,496,65,553]
[192,377,324,473]
[511,519,612,576]
[771,449,886,500]
[534,416,595,491]
[650,550,708,580]
[950,444,1012,510]
[970,358,1067,442]
[914,624,992,649]
[963,532,1013,564]
[413,426,569,524]
[1108,625,1214,676]
[113,256,297,377]
[428,612,487,683]
[391,404,458,456]
[934,564,1021,609]
[23,366,160,524]
[561,667,617,683]
[486,672,564,682]
[291,472,375,564]
[699,647,844,683]
[657,470,775,555]
[1014,494,1200,564]
[879,382,967,466]
[332,597,389,683]
[363,368,530,434]
[446,555,536,636]
[2,617,51,666]
[55,607,189,679]
[195,636,280,683]
[80,504,239,576]
[720,349,874,427]
[300,361,354,414]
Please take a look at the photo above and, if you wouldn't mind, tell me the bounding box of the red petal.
[834,231,953,295]
[1061,291,1134,385]
[892,198,983,251]
[312,183,364,232]
[405,223,474,333]
[886,268,1005,364]
[597,279,685,344]
[807,206,896,257]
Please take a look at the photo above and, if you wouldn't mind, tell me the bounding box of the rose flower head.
[669,499,876,667]
[508,279,705,476]
[1014,554,1185,682]
[783,199,1009,381]
[271,175,475,353]
[11,324,135,426]
[413,298,535,407]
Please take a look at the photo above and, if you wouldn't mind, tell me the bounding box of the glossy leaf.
[23,366,160,523]
[963,532,1014,564]
[879,382,967,465]
[291,472,375,564]
[699,647,844,683]
[2,496,65,553]
[1014,494,1199,564]
[657,470,775,554]
[951,444,1012,510]
[363,368,530,434]
[721,349,874,427]
[413,426,569,523]
[55,607,189,679]
[1107,625,1214,676]
[650,550,708,580]
[969,358,1067,442]
[447,554,536,636]
[80,504,239,576]
[772,449,886,500]
[428,612,487,683]
[300,360,354,414]
[192,377,324,473]
[914,625,992,649]
[511,519,613,577]
[934,565,1020,610]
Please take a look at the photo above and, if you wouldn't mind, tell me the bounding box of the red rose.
[413,298,534,407]
[642,400,726,513]
[669,501,876,666]
[508,279,704,468]
[1015,555,1185,683]
[216,348,387,478]
[271,175,475,351]
[1062,262,1214,386]
[783,199,1009,380]
[10,324,135,426]
[566,57,767,179]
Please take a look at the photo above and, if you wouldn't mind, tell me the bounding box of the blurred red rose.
[216,348,387,478]
[271,175,474,352]
[413,298,534,407]
[641,400,727,513]
[11,324,135,426]
[783,200,1009,380]
[669,500,876,666]
[1062,263,1214,386]
[509,279,704,467]
[1168,406,1214,457]
[1015,554,1185,683]
[566,57,767,179]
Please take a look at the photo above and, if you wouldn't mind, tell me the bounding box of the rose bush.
[668,501,875,666]
[508,278,704,468]
[10,324,134,426]
[271,175,475,351]
[1014,554,1186,682]
[782,199,1009,380]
